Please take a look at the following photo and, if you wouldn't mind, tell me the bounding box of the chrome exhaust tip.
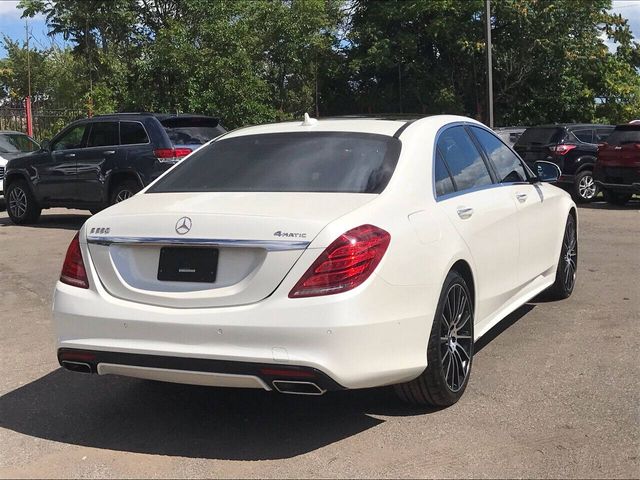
[61,360,92,374]
[272,380,326,396]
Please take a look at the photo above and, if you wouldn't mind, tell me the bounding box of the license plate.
[157,247,218,283]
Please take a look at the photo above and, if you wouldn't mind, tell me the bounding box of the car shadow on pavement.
[579,199,639,211]
[0,304,538,460]
[0,213,90,230]
[0,369,434,460]
[475,303,535,353]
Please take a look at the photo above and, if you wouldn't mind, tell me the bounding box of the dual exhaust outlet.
[60,361,326,395]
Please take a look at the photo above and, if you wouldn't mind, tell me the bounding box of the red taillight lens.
[174,147,192,159]
[549,144,577,155]
[154,148,192,163]
[289,224,390,298]
[60,233,89,289]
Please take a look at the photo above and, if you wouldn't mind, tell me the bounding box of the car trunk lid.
[85,192,376,308]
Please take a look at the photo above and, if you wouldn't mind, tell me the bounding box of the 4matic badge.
[273,230,307,239]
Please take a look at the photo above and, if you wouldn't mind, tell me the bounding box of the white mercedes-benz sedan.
[52,115,577,406]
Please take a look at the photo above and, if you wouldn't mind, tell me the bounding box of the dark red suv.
[594,124,640,206]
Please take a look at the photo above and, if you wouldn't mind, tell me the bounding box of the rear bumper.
[58,348,344,392]
[52,276,434,390]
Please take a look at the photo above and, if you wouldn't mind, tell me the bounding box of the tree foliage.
[1,0,638,128]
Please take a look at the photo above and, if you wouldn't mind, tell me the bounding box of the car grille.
[0,166,4,181]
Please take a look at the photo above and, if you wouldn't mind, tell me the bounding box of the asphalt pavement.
[0,203,638,478]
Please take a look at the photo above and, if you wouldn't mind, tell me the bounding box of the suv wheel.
[603,190,632,206]
[6,180,41,225]
[574,170,598,203]
[110,179,141,205]
[394,270,474,407]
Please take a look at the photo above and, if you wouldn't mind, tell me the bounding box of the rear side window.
[596,128,613,143]
[160,117,225,146]
[120,122,149,145]
[434,150,455,196]
[149,132,401,194]
[470,127,528,183]
[87,122,119,147]
[436,126,493,192]
[572,129,594,143]
[516,127,564,146]
[605,126,640,146]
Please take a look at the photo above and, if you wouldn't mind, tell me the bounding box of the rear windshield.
[148,132,401,194]
[515,127,564,146]
[605,126,640,146]
[160,117,225,146]
[0,133,39,153]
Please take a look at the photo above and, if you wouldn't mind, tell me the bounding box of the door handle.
[516,193,528,202]
[456,207,474,219]
[64,153,76,158]
[103,150,116,155]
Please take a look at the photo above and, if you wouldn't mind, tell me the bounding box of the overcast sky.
[1,0,639,57]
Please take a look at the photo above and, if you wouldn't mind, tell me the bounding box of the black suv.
[4,113,225,224]
[514,124,614,202]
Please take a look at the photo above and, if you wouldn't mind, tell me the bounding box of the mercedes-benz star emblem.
[175,216,192,235]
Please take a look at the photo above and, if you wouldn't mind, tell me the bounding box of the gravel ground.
[0,202,638,479]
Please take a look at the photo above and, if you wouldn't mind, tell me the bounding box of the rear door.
[435,125,520,323]
[469,126,560,286]
[42,122,89,202]
[598,126,640,184]
[76,121,123,203]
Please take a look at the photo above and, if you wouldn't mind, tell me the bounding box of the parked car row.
[499,122,638,205]
[3,112,224,223]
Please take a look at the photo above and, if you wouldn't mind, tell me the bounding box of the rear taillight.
[154,147,192,163]
[60,233,89,289]
[549,144,577,155]
[289,224,390,298]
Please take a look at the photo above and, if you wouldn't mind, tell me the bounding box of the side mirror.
[40,139,51,151]
[533,161,561,183]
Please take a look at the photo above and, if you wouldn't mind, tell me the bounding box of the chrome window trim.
[432,121,536,202]
[86,235,310,251]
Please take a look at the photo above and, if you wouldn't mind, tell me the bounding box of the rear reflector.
[154,147,192,163]
[289,224,390,298]
[60,232,89,289]
[59,350,96,362]
[259,368,316,378]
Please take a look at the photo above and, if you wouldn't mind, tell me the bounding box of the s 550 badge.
[273,230,307,239]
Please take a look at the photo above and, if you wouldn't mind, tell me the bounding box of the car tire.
[394,270,474,407]
[603,190,632,206]
[110,179,140,205]
[546,214,577,300]
[573,170,598,203]
[6,180,41,225]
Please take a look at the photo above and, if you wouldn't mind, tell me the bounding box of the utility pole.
[25,19,31,99]
[485,0,494,128]
[25,18,33,137]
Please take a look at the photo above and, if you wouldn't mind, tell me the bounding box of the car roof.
[223,114,483,140]
[92,112,219,121]
[0,130,29,135]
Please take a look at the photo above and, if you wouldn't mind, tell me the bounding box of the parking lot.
[0,203,638,478]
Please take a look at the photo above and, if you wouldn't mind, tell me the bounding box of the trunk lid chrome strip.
[86,236,310,251]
